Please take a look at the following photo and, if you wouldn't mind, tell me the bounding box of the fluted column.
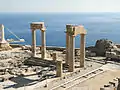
[68,35,75,72]
[41,29,46,59]
[80,34,85,67]
[32,30,36,57]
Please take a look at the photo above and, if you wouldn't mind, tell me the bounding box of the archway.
[30,22,46,59]
[66,24,87,72]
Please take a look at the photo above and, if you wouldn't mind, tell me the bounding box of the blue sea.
[0,12,120,47]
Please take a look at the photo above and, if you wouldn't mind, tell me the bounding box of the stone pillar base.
[0,43,12,51]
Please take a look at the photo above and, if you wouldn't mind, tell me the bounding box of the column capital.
[41,27,46,32]
[80,33,86,36]
[0,24,4,29]
[41,30,46,32]
[31,29,36,31]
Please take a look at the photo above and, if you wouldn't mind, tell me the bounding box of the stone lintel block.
[74,25,87,36]
[31,22,45,30]
[66,24,87,36]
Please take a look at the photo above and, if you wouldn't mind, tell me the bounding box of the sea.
[0,12,120,48]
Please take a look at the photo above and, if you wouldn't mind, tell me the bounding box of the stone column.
[66,24,73,66]
[80,34,85,67]
[68,35,75,72]
[66,32,69,65]
[41,29,46,59]
[32,30,36,57]
[56,60,62,77]
[117,78,120,90]
[68,35,71,66]
[0,24,6,43]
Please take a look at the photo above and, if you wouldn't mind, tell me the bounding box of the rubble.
[75,49,80,56]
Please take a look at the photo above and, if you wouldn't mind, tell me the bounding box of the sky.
[0,0,120,12]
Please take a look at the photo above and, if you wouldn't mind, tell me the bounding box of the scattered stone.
[62,50,66,54]
[0,43,12,51]
[75,49,80,56]
[21,45,32,51]
[86,50,96,57]
[0,77,4,82]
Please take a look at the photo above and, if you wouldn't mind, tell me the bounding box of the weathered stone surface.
[0,43,12,51]
[21,45,32,51]
[95,39,113,56]
[86,39,120,56]
[86,50,96,57]
[24,57,56,67]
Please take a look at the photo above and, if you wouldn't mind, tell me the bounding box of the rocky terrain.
[86,39,120,57]
[0,39,120,90]
[0,39,120,82]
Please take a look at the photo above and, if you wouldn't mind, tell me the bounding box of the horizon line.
[1,11,120,13]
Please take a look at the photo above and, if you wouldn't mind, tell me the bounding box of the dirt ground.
[68,64,120,90]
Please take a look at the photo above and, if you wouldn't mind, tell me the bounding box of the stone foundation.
[0,43,12,51]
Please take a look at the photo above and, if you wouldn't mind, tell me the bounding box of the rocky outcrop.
[94,39,113,56]
[86,39,119,56]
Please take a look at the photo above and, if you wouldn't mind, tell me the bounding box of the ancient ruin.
[0,22,120,90]
[31,22,46,58]
[0,24,12,51]
[66,24,87,71]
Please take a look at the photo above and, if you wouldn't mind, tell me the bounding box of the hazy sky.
[0,0,120,12]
